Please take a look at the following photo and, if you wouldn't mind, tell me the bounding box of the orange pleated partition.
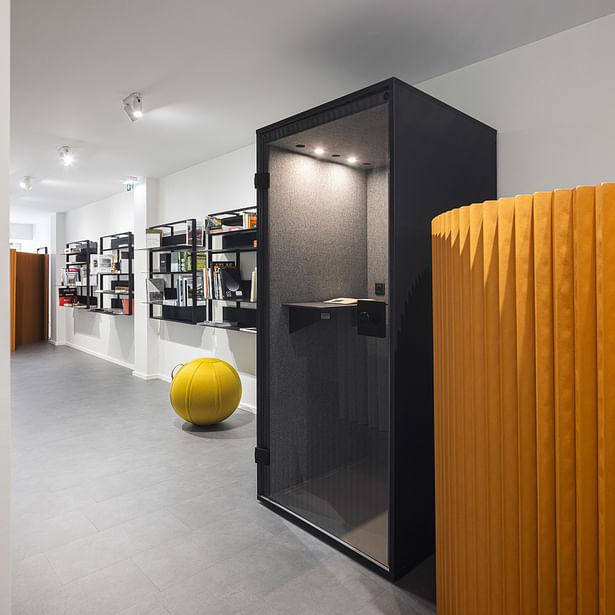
[432,183,615,615]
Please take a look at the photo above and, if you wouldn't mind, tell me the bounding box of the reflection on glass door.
[264,103,390,566]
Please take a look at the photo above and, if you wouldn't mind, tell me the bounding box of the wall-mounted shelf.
[282,301,357,333]
[92,231,134,316]
[61,239,97,308]
[146,219,206,325]
[204,207,257,332]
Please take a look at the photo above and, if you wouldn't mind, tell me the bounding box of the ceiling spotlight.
[314,147,325,155]
[347,157,357,163]
[123,92,143,122]
[19,176,32,190]
[122,176,140,185]
[58,146,74,166]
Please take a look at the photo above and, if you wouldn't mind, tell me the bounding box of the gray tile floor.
[11,342,436,614]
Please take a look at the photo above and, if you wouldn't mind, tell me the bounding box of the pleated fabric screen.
[431,183,615,615]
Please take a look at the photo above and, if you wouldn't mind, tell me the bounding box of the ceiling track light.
[123,92,143,122]
[58,146,74,166]
[19,176,32,190]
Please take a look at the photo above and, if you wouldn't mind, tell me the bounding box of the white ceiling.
[10,0,615,222]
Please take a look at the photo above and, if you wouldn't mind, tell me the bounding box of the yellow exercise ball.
[170,358,242,425]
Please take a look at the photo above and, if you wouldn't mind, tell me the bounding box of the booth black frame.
[255,77,497,580]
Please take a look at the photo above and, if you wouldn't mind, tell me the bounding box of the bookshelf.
[90,231,134,316]
[145,219,207,325]
[59,239,97,308]
[202,207,257,333]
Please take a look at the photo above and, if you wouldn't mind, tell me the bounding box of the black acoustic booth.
[255,77,496,580]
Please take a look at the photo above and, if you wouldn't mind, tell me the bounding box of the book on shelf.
[242,211,257,229]
[146,278,165,303]
[163,288,177,306]
[185,252,207,272]
[219,268,243,298]
[205,261,244,300]
[63,269,80,286]
[205,216,222,233]
[187,220,204,247]
[90,254,113,275]
[146,229,163,248]
[170,251,202,273]
[158,253,170,272]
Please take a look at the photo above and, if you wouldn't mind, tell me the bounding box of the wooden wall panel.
[10,249,16,352]
[13,252,49,348]
[432,182,615,615]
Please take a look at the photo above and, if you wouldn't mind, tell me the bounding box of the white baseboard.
[132,371,160,381]
[64,342,135,371]
[239,403,256,414]
[49,339,65,346]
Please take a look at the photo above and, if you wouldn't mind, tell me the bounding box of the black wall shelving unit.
[60,239,98,309]
[255,77,497,580]
[202,207,257,333]
[91,231,134,316]
[145,219,206,325]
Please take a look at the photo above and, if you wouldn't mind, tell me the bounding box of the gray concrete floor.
[11,342,436,614]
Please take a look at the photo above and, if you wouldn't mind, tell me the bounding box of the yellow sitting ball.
[170,358,242,425]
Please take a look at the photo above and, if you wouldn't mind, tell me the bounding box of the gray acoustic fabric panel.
[267,147,369,495]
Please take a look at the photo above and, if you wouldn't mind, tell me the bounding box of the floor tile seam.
[10,516,99,548]
[129,550,219,594]
[41,556,165,599]
[49,513,195,562]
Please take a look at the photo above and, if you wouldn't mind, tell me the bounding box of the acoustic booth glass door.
[258,99,391,568]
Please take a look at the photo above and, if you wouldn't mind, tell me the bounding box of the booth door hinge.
[254,172,270,190]
[254,447,270,465]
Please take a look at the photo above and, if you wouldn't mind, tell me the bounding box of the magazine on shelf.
[146,278,165,303]
[187,220,204,247]
[146,228,163,248]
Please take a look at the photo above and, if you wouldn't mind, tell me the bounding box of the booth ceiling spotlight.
[123,92,143,122]
[58,146,73,167]
[19,176,32,190]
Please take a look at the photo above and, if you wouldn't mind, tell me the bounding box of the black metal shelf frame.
[146,219,204,325]
[206,207,257,331]
[93,231,134,316]
[63,239,98,309]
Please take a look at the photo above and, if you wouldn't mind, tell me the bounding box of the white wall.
[62,190,135,368]
[64,190,134,241]
[1,0,10,609]
[9,222,31,240]
[416,14,615,198]
[10,218,51,253]
[55,146,258,409]
[156,145,257,410]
